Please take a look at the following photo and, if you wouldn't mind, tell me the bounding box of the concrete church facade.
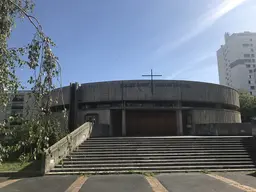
[50,80,241,137]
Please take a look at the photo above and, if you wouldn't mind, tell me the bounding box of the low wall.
[195,123,253,136]
[193,109,241,124]
[42,122,92,174]
[91,124,110,137]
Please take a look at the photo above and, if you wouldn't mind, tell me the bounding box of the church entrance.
[126,110,177,136]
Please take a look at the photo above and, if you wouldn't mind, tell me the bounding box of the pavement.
[0,172,256,192]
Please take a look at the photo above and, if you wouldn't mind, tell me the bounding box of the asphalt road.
[1,172,255,192]
[157,173,243,192]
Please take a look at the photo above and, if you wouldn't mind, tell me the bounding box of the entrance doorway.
[126,110,177,136]
[111,110,122,136]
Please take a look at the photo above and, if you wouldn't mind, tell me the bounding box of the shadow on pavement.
[247,172,256,178]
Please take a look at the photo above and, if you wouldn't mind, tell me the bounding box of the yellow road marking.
[0,179,21,189]
[65,175,88,192]
[145,176,168,192]
[207,174,256,192]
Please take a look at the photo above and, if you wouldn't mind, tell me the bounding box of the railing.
[42,122,93,174]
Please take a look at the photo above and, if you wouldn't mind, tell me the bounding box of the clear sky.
[9,0,256,86]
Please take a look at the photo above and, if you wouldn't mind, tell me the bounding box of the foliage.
[239,92,256,122]
[0,0,67,163]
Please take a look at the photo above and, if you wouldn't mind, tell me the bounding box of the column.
[122,109,126,136]
[109,110,113,136]
[176,109,183,136]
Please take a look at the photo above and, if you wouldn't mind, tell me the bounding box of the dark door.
[126,110,177,136]
[111,110,122,136]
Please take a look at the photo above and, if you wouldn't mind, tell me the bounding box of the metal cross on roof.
[142,69,162,94]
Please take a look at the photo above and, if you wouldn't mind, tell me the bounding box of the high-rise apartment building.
[217,32,256,95]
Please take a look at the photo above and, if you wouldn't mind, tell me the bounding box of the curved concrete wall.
[193,109,241,124]
[77,80,239,107]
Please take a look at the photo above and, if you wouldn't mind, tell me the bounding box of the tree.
[0,0,67,163]
[239,92,256,122]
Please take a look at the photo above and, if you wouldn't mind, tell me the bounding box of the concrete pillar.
[109,111,113,137]
[176,110,183,136]
[122,109,126,136]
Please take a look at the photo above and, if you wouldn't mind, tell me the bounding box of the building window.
[245,59,251,62]
[249,80,251,84]
[249,69,253,73]
[249,75,252,78]
[253,59,255,62]
[251,86,255,90]
[254,69,256,72]
[251,49,254,52]
[250,92,253,95]
[246,64,251,68]
[252,54,255,57]
[243,43,250,47]
[250,39,253,41]
[244,54,251,58]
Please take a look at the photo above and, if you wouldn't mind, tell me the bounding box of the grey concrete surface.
[0,177,8,183]
[157,173,244,192]
[0,175,78,192]
[80,174,153,192]
[1,173,255,192]
[217,172,256,189]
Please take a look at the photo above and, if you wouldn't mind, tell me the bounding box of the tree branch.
[8,0,43,34]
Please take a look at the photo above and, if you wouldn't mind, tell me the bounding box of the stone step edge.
[46,168,256,175]
[67,153,253,157]
[51,164,256,171]
[61,158,254,163]
[55,161,255,168]
[75,147,256,151]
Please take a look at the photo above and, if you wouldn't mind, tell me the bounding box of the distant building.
[50,80,241,137]
[0,80,242,136]
[217,32,256,95]
[0,91,34,125]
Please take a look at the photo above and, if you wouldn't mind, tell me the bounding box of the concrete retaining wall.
[193,109,241,124]
[195,123,253,136]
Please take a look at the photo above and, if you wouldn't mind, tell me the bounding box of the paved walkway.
[0,172,256,192]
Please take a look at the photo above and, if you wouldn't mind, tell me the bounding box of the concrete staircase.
[48,136,256,174]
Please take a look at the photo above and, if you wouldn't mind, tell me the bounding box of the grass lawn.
[0,162,32,172]
[0,160,42,172]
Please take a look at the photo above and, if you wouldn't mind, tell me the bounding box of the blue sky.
[9,0,256,86]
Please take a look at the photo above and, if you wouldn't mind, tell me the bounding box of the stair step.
[70,149,254,155]
[64,155,254,161]
[75,147,254,152]
[62,158,254,164]
[68,152,253,158]
[88,136,253,139]
[51,164,256,172]
[79,144,253,147]
[49,136,256,175]
[56,161,255,168]
[47,168,256,175]
[84,140,254,144]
